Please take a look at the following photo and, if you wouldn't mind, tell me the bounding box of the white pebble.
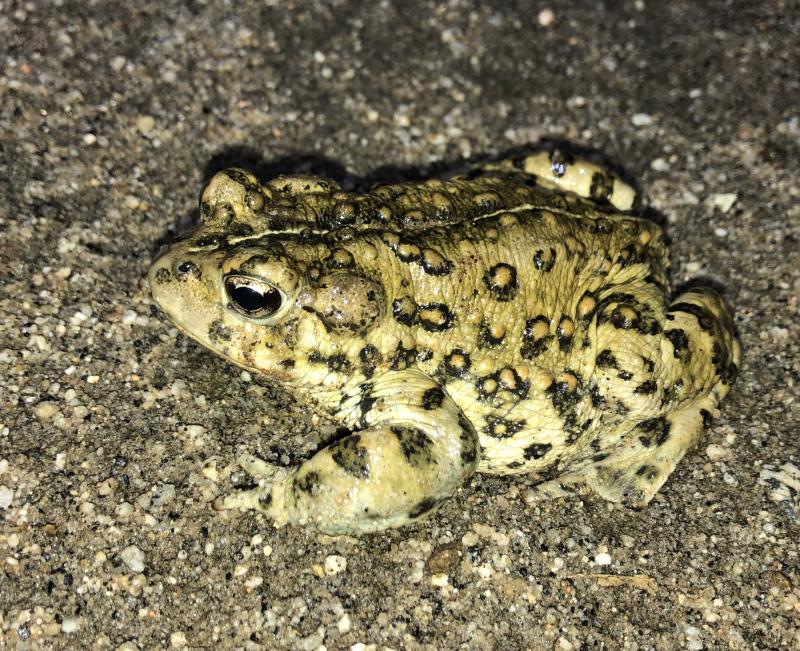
[324,555,347,575]
[337,613,352,634]
[136,115,156,134]
[650,157,669,171]
[170,631,187,648]
[631,113,653,126]
[712,193,737,213]
[120,544,145,573]
[714,227,728,237]
[594,552,612,566]
[0,486,13,509]
[537,8,555,26]
[61,616,80,633]
[430,573,449,586]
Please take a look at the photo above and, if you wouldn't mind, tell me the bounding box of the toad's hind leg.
[222,369,480,534]
[480,149,641,212]
[528,288,740,507]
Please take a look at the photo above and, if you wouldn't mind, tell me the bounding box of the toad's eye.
[224,276,284,319]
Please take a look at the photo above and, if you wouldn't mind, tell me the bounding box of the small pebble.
[0,486,13,509]
[705,444,731,461]
[337,613,352,634]
[324,555,347,576]
[650,157,669,171]
[537,8,555,26]
[712,193,737,213]
[631,113,653,126]
[136,115,156,134]
[61,616,80,633]
[34,401,59,422]
[120,544,145,573]
[594,552,612,566]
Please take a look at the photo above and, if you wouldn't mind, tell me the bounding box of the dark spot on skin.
[507,460,524,469]
[418,303,454,332]
[327,354,351,373]
[478,320,505,348]
[634,380,657,395]
[590,386,606,408]
[328,248,356,270]
[409,497,439,519]
[420,249,453,275]
[229,222,254,237]
[638,417,671,447]
[279,358,295,368]
[546,373,582,413]
[333,201,358,226]
[458,412,479,465]
[667,302,716,332]
[392,297,418,326]
[596,349,617,368]
[391,426,436,467]
[610,305,637,329]
[616,243,642,268]
[421,386,445,410]
[358,394,378,426]
[443,349,471,378]
[483,415,526,439]
[482,263,518,301]
[521,315,552,359]
[556,317,574,352]
[153,267,172,284]
[390,342,417,371]
[293,471,320,496]
[711,340,729,378]
[533,247,556,271]
[330,435,370,478]
[208,319,232,343]
[358,344,382,378]
[390,238,422,263]
[259,492,272,507]
[590,171,614,203]
[592,453,609,463]
[523,443,552,460]
[618,370,633,381]
[700,409,714,429]
[665,328,690,361]
[307,351,353,374]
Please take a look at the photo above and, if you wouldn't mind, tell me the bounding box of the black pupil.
[226,280,281,316]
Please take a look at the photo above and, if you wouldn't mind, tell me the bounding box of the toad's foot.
[220,369,480,534]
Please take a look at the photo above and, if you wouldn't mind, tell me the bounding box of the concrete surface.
[1,1,798,649]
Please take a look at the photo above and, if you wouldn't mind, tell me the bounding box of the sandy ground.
[1,2,799,649]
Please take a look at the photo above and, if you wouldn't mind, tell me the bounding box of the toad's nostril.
[175,261,199,278]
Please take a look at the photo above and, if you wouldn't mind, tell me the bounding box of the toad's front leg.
[221,369,480,534]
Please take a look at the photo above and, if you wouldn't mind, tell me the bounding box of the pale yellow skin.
[149,151,741,534]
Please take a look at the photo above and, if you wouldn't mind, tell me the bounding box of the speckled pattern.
[149,157,739,535]
[1,1,798,649]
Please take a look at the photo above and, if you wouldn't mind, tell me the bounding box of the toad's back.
[327,205,671,475]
